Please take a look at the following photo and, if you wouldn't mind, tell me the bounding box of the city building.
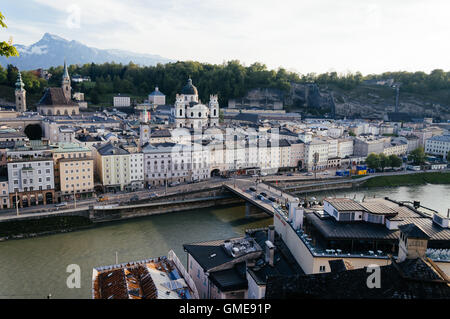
[113,94,131,108]
[272,197,450,276]
[51,143,94,201]
[148,86,166,106]
[94,143,144,192]
[183,226,302,299]
[94,143,131,192]
[142,142,192,186]
[383,140,408,156]
[37,60,80,116]
[304,138,329,171]
[425,135,450,158]
[171,78,219,129]
[92,252,199,299]
[7,158,55,207]
[353,136,390,157]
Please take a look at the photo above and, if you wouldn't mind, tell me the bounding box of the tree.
[389,155,402,168]
[365,153,380,170]
[379,153,390,171]
[408,147,426,165]
[0,12,19,58]
[348,131,356,137]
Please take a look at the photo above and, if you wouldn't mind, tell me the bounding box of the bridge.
[223,182,299,218]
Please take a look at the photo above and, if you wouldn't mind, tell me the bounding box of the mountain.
[0,33,175,70]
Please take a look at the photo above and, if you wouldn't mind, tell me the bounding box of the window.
[319,266,326,272]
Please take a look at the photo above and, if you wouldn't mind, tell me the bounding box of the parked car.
[249,187,257,192]
[130,195,139,202]
[287,173,294,176]
[55,202,67,207]
[257,194,265,200]
[260,192,268,197]
[260,172,268,176]
[97,196,109,202]
[268,197,276,202]
[149,193,157,198]
[169,181,180,187]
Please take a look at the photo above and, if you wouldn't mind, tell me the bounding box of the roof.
[427,135,450,143]
[181,78,198,95]
[325,198,365,212]
[95,143,129,156]
[399,224,430,240]
[149,87,165,96]
[183,237,243,271]
[246,229,304,285]
[208,263,248,292]
[92,256,194,299]
[37,87,78,106]
[265,258,450,299]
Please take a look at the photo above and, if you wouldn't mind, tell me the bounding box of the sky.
[0,0,449,75]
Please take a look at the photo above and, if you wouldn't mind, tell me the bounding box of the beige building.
[94,143,130,191]
[52,143,94,201]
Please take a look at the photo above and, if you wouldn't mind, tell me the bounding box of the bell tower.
[209,94,219,127]
[174,94,185,128]
[139,106,151,147]
[61,59,71,101]
[15,71,26,113]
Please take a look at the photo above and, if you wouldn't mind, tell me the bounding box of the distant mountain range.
[0,33,175,70]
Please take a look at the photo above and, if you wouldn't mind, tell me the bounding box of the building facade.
[171,79,219,129]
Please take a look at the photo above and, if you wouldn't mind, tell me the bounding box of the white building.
[143,142,192,186]
[172,78,219,129]
[304,138,329,171]
[425,135,450,157]
[337,138,354,158]
[113,95,131,108]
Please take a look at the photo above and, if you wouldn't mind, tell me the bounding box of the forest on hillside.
[0,60,449,107]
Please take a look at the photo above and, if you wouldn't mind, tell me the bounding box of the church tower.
[174,94,185,128]
[15,71,26,113]
[139,106,151,147]
[209,94,220,127]
[61,59,71,101]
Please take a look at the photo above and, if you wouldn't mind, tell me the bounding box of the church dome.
[181,78,198,95]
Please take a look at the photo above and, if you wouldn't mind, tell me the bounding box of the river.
[0,184,449,299]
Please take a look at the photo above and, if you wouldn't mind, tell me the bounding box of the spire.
[63,59,70,80]
[15,71,24,90]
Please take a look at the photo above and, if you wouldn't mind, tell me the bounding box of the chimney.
[397,224,430,263]
[413,201,420,209]
[288,201,299,222]
[293,208,304,230]
[268,225,275,243]
[265,240,275,267]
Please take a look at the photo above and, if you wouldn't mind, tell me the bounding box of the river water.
[0,184,449,299]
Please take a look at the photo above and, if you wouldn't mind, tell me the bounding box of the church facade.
[37,60,80,116]
[171,78,219,129]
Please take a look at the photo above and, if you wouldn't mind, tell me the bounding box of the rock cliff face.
[235,83,450,120]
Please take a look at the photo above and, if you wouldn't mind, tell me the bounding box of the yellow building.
[94,143,131,192]
[51,143,94,201]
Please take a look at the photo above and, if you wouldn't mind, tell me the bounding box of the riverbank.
[361,172,450,188]
[0,215,93,241]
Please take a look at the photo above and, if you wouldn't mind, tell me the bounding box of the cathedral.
[171,78,219,129]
